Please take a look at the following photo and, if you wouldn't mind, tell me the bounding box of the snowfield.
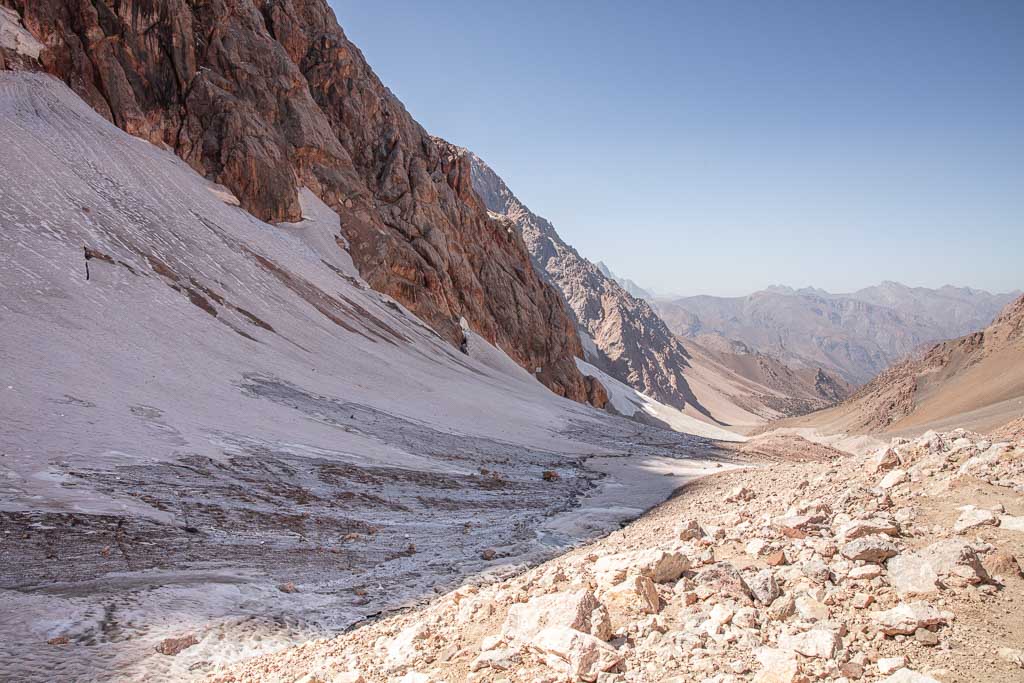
[0,73,739,681]
[575,359,745,442]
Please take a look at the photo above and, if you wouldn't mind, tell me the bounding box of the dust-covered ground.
[214,428,1024,683]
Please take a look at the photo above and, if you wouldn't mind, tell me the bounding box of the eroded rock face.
[1,0,588,401]
[469,150,710,413]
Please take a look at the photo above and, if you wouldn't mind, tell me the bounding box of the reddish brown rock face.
[1,0,588,401]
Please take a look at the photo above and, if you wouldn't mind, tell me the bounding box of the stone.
[529,626,621,683]
[879,469,908,490]
[841,534,900,563]
[155,634,198,656]
[836,518,898,542]
[726,486,755,502]
[331,674,366,683]
[593,548,690,585]
[848,564,883,581]
[997,647,1024,668]
[872,448,901,473]
[385,623,430,670]
[776,628,841,659]
[766,550,789,566]
[502,590,611,642]
[767,594,796,621]
[878,656,908,675]
[603,575,660,616]
[802,557,832,583]
[851,592,874,609]
[795,595,829,621]
[469,648,520,672]
[752,647,801,683]
[914,628,939,646]
[1000,515,1024,532]
[953,506,998,534]
[748,569,781,605]
[888,539,989,596]
[676,518,704,541]
[693,563,753,604]
[872,602,952,635]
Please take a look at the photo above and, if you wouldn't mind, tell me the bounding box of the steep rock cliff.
[0,0,588,400]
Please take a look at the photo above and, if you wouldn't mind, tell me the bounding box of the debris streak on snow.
[0,73,736,682]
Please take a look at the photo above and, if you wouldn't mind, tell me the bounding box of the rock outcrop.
[0,0,589,400]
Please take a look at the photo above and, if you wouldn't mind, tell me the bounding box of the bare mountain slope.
[0,0,589,401]
[0,73,739,682]
[655,284,1019,385]
[468,150,711,417]
[468,152,847,427]
[789,294,1024,435]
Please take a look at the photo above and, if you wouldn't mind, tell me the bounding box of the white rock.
[530,626,622,683]
[872,602,952,635]
[878,656,908,674]
[878,469,908,489]
[953,506,998,534]
[848,564,882,580]
[603,575,660,615]
[1000,515,1024,532]
[776,628,841,659]
[593,547,690,585]
[836,518,898,542]
[384,623,429,670]
[752,647,801,683]
[502,590,611,642]
[469,647,520,672]
[887,539,989,596]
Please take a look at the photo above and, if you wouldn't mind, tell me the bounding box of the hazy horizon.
[333,1,1023,297]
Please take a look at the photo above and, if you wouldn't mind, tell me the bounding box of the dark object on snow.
[83,246,91,280]
[542,470,559,482]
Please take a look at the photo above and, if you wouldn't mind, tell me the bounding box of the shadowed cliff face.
[0,0,588,401]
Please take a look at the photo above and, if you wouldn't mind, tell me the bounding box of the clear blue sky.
[331,1,1023,297]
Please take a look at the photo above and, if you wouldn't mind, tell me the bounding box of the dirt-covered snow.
[0,73,740,682]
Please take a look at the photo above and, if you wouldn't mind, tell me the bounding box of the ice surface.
[0,73,737,681]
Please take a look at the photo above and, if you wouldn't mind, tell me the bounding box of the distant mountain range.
[786,293,1024,434]
[653,282,1020,384]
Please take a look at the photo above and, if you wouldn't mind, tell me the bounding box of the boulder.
[878,469,908,490]
[841,534,900,563]
[530,626,621,683]
[776,628,841,659]
[872,602,952,635]
[748,569,781,605]
[502,590,611,642]
[953,506,998,534]
[676,518,704,541]
[752,647,801,683]
[593,548,690,585]
[693,563,753,604]
[887,540,989,596]
[603,575,660,616]
[835,518,898,542]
